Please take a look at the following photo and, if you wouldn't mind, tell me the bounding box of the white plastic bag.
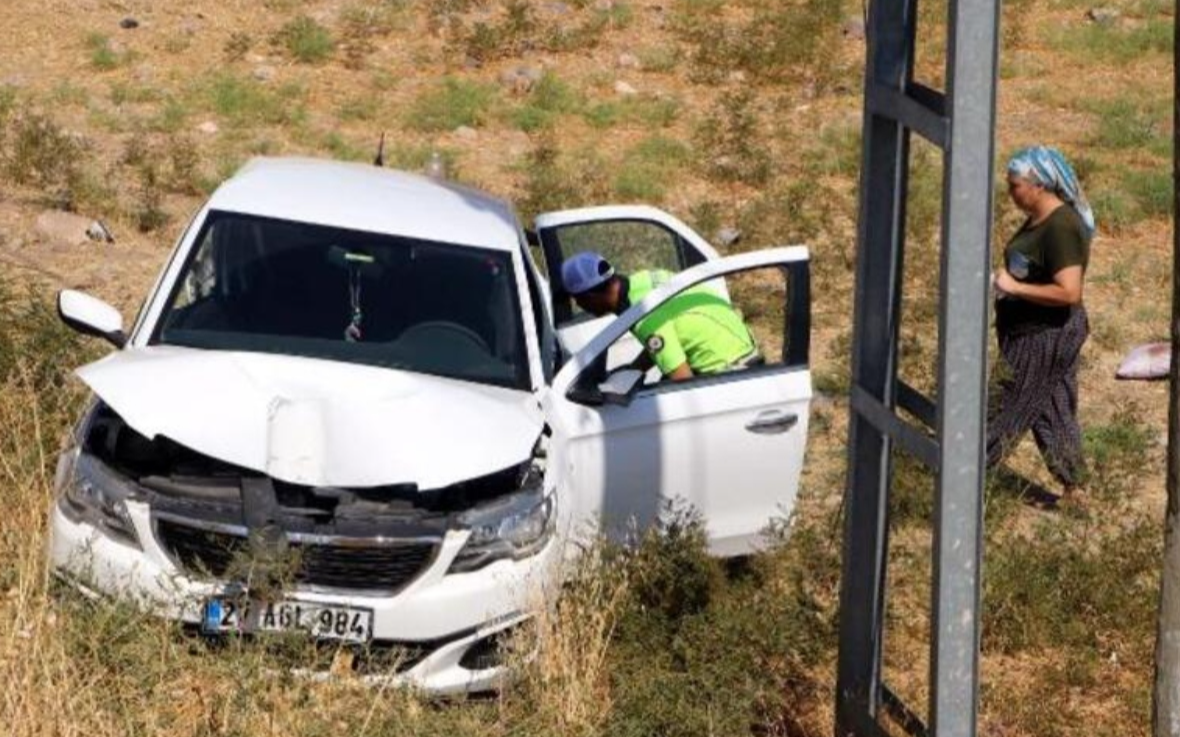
[1116,342,1171,380]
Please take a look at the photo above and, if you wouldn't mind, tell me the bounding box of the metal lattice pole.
[834,0,999,732]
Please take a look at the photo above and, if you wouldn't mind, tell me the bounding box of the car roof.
[207,157,523,252]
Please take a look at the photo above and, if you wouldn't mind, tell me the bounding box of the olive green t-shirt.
[996,205,1090,335]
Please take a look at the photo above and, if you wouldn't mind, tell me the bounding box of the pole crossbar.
[866,84,950,148]
[849,385,940,470]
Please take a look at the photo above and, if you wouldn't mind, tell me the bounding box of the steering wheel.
[399,321,491,354]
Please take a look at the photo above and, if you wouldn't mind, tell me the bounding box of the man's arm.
[641,326,691,381]
[667,362,693,381]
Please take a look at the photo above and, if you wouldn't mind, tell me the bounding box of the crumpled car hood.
[76,346,542,489]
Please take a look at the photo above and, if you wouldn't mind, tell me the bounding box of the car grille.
[156,518,439,594]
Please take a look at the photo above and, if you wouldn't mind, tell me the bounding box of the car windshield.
[155,211,530,389]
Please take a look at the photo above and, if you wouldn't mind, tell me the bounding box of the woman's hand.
[993,265,1084,306]
[994,268,1018,298]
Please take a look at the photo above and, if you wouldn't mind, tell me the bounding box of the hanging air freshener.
[342,251,374,342]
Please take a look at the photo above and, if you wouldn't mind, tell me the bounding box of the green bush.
[404,77,498,132]
[204,73,307,128]
[545,2,633,52]
[674,0,848,89]
[85,33,127,71]
[510,73,581,132]
[0,280,96,411]
[459,0,537,62]
[272,16,335,63]
[695,88,771,186]
[515,137,608,222]
[132,160,169,233]
[605,508,837,737]
[613,136,689,201]
[5,111,89,207]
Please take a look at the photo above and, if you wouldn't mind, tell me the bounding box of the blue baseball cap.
[561,252,615,295]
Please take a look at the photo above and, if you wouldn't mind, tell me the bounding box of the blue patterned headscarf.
[1006,146,1095,235]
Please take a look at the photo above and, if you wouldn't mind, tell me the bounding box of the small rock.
[86,220,115,243]
[35,211,94,246]
[1,74,28,88]
[595,0,615,9]
[842,16,866,39]
[245,53,267,65]
[727,70,747,84]
[714,227,741,248]
[1085,6,1120,23]
[617,52,640,69]
[120,17,139,30]
[499,66,543,94]
[454,125,478,140]
[542,1,571,15]
[252,65,276,82]
[614,80,638,96]
[197,121,219,135]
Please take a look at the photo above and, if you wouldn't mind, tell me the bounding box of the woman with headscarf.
[988,145,1094,503]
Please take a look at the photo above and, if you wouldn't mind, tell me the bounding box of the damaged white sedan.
[49,157,812,694]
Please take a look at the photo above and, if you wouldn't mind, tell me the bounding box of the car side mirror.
[598,368,644,407]
[57,289,126,348]
[566,368,644,407]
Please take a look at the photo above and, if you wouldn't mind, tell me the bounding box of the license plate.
[202,598,373,643]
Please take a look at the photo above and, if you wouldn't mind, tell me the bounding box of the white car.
[49,157,812,693]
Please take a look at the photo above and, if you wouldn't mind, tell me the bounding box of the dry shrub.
[510,545,631,736]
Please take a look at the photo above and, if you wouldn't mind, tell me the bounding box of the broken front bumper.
[49,497,559,694]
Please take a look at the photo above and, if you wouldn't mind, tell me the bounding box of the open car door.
[534,205,721,362]
[543,247,811,556]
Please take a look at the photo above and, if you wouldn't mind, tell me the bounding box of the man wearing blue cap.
[561,251,761,381]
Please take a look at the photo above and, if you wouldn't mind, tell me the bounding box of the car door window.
[543,220,698,325]
[571,260,809,394]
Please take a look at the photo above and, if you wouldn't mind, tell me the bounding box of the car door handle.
[745,410,798,434]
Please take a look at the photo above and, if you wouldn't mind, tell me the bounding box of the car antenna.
[373,132,386,167]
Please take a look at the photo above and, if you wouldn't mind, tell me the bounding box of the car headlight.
[57,449,141,549]
[448,486,555,574]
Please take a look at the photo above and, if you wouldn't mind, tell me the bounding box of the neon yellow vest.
[627,270,758,375]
